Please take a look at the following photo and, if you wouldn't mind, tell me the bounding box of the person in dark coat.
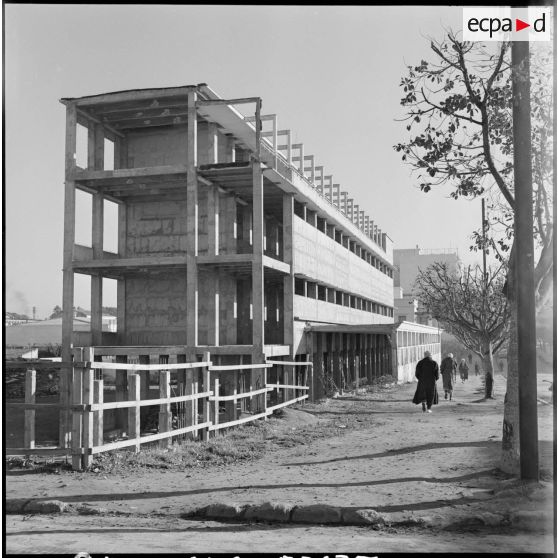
[440,353,456,400]
[459,358,469,382]
[412,351,439,413]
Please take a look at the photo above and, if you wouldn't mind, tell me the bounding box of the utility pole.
[511,40,539,481]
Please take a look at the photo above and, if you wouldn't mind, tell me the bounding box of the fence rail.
[5,350,311,469]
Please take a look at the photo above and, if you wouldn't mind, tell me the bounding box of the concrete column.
[252,162,264,352]
[332,183,340,208]
[117,203,127,344]
[283,194,294,352]
[251,102,266,410]
[186,90,199,348]
[91,126,104,345]
[332,332,341,391]
[61,103,77,448]
[91,189,104,346]
[315,332,323,400]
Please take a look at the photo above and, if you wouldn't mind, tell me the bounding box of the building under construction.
[60,83,440,421]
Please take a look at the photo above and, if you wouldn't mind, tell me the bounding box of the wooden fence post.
[192,379,199,440]
[82,362,94,470]
[202,351,210,442]
[158,370,171,449]
[24,369,36,449]
[128,374,141,452]
[213,377,220,436]
[115,355,128,436]
[308,358,314,403]
[71,348,84,470]
[263,365,268,420]
[93,379,104,448]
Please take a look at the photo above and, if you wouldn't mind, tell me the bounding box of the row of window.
[293,202,393,279]
[396,331,440,348]
[294,277,394,317]
[398,344,439,366]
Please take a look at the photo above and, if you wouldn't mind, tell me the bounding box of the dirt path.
[5,514,552,554]
[5,373,555,554]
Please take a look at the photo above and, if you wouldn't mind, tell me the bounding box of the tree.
[415,262,509,398]
[394,32,553,474]
[49,305,63,319]
[394,34,553,308]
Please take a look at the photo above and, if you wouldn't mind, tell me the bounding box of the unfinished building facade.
[60,83,396,423]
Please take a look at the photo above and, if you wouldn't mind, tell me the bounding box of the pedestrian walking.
[459,358,469,382]
[440,353,456,400]
[475,362,480,376]
[412,350,439,413]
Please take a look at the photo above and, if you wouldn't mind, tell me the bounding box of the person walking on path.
[475,362,480,376]
[440,353,456,400]
[412,350,439,413]
[459,358,469,383]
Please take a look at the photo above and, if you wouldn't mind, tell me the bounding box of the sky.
[5,5,491,319]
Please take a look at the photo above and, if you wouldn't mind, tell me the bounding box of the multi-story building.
[59,83,396,407]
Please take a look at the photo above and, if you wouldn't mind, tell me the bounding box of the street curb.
[6,497,549,533]
[183,501,543,532]
[5,499,68,514]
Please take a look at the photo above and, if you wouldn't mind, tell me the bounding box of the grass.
[88,413,343,474]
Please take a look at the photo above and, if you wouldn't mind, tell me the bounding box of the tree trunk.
[501,265,520,474]
[482,340,495,399]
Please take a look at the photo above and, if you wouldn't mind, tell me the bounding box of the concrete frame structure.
[59,83,396,413]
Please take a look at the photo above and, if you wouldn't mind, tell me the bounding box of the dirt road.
[5,514,551,554]
[5,373,555,554]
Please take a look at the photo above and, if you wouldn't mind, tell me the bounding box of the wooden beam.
[63,86,194,107]
[197,97,260,107]
[77,108,125,139]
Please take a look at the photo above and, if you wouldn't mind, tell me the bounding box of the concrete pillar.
[186,91,199,348]
[283,194,294,352]
[332,332,341,391]
[117,203,127,344]
[315,332,324,400]
[61,103,77,448]
[91,188,104,346]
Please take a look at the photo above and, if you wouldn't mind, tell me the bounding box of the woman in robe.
[412,351,439,413]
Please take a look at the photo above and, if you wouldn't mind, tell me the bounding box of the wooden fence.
[5,351,312,470]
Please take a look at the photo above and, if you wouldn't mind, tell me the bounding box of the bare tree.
[415,262,510,399]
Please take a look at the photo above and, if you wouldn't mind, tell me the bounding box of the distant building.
[393,246,459,325]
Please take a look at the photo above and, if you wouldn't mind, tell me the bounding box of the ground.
[5,372,555,554]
